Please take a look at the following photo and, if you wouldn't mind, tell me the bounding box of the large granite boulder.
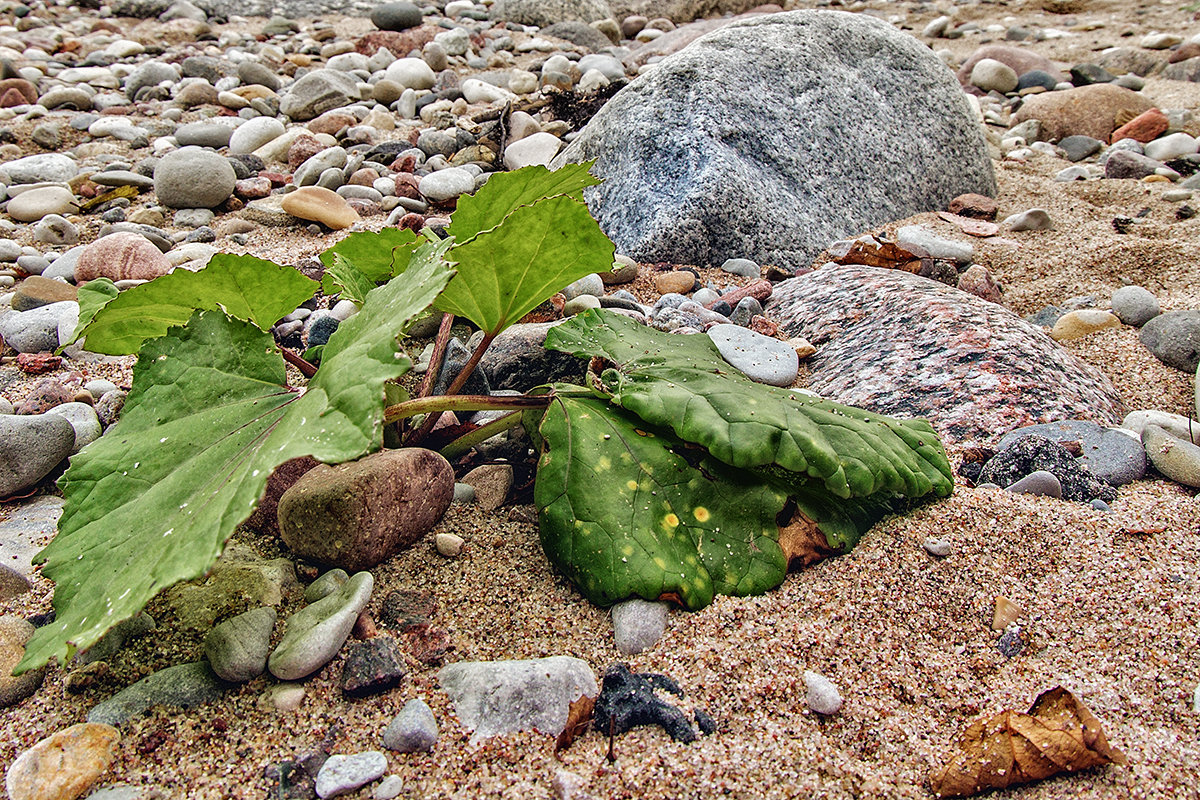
[765,265,1123,444]
[488,0,612,26]
[553,10,994,271]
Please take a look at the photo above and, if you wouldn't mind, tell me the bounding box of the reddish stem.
[281,347,317,379]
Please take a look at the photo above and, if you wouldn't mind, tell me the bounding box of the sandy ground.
[2,0,1200,798]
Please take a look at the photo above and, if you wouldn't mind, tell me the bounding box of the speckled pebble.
[314,751,388,799]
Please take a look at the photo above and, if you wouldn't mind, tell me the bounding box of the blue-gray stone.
[707,323,799,386]
[996,419,1146,485]
[1140,310,1200,372]
[88,661,230,726]
[383,698,438,753]
[552,11,994,270]
[0,413,75,497]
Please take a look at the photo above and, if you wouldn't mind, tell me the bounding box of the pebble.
[720,257,759,278]
[371,1,423,31]
[922,537,952,557]
[314,751,388,799]
[5,723,120,800]
[383,698,439,753]
[559,272,604,301]
[611,598,669,655]
[45,401,102,453]
[503,131,562,169]
[460,463,513,511]
[0,412,75,496]
[654,270,696,295]
[992,596,1024,630]
[1142,424,1200,487]
[803,670,843,715]
[435,532,465,557]
[385,58,436,90]
[305,568,350,603]
[88,662,228,726]
[280,186,360,229]
[970,58,1018,93]
[153,146,236,209]
[229,117,285,154]
[374,775,404,800]
[996,419,1147,485]
[203,606,277,682]
[1,153,78,184]
[341,637,407,697]
[1139,310,1200,371]
[1050,308,1121,341]
[707,323,799,386]
[1111,285,1160,327]
[6,186,77,222]
[75,231,172,283]
[0,301,77,353]
[418,167,476,202]
[1002,207,1054,231]
[1005,469,1063,498]
[0,616,46,708]
[895,225,973,262]
[268,571,374,681]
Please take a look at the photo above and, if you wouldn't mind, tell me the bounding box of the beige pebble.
[654,270,696,295]
[461,463,513,511]
[280,186,360,230]
[991,596,1023,630]
[436,533,465,557]
[0,616,45,709]
[5,723,120,800]
[1050,309,1121,341]
[603,254,639,285]
[6,187,76,223]
[787,336,816,358]
[263,683,306,712]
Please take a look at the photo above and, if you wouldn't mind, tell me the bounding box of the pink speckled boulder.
[75,232,172,283]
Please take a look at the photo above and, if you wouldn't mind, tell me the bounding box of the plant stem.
[385,393,550,425]
[406,330,498,446]
[280,346,317,379]
[417,312,455,399]
[439,411,526,461]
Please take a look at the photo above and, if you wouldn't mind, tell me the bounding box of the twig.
[280,346,317,379]
[417,313,455,400]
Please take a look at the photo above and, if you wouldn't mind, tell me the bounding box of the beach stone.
[305,569,349,603]
[374,775,404,800]
[895,225,973,263]
[1012,84,1154,143]
[277,448,454,571]
[45,402,102,453]
[1058,135,1104,162]
[560,273,605,301]
[1003,208,1054,232]
[592,663,699,742]
[341,637,406,697]
[0,565,30,602]
[969,58,1018,93]
[268,571,374,681]
[175,122,233,149]
[1144,132,1198,162]
[490,0,612,26]
[314,751,387,799]
[923,537,951,558]
[0,496,62,580]
[611,598,668,655]
[956,44,1064,89]
[440,657,598,745]
[87,662,229,726]
[5,723,120,800]
[78,613,155,665]
[1110,108,1169,145]
[707,323,799,386]
[418,168,475,202]
[503,132,562,170]
[1050,309,1121,341]
[435,532,464,557]
[383,58,436,90]
[0,616,45,708]
[460,463,513,511]
[75,232,172,282]
[0,301,77,353]
[371,2,423,31]
[552,10,994,271]
[803,670,842,715]
[94,390,126,428]
[153,147,236,209]
[1,153,78,185]
[766,265,1123,445]
[280,186,360,229]
[996,419,1147,485]
[1104,149,1163,180]
[956,264,1002,305]
[654,270,696,295]
[230,117,285,154]
[383,698,438,752]
[1005,469,1063,498]
[1140,311,1200,371]
[203,606,277,682]
[1142,424,1200,487]
[6,187,77,223]
[978,434,1116,502]
[32,214,79,246]
[480,321,585,391]
[280,70,363,121]
[1111,285,1160,327]
[1095,47,1167,78]
[0,413,74,496]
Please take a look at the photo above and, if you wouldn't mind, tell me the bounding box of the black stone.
[340,638,407,698]
[433,337,491,396]
[306,315,340,348]
[997,628,1026,658]
[1016,69,1057,91]
[1069,63,1115,85]
[593,664,699,744]
[977,434,1116,503]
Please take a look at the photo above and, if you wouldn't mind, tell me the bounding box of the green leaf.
[534,391,790,609]
[18,245,453,673]
[322,252,377,307]
[61,278,119,353]
[544,309,954,501]
[435,195,615,334]
[446,162,601,244]
[319,228,421,296]
[69,254,318,355]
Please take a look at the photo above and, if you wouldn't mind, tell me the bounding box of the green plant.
[15,165,953,674]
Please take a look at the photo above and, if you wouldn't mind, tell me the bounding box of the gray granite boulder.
[766,265,1123,445]
[553,10,994,271]
[489,0,612,26]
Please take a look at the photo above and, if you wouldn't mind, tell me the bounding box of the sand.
[3,0,1200,798]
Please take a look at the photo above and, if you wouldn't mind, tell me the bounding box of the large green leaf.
[61,278,119,353]
[534,391,789,609]
[544,309,954,501]
[322,252,377,307]
[69,253,318,355]
[18,244,453,672]
[434,195,614,334]
[319,228,421,297]
[446,162,600,244]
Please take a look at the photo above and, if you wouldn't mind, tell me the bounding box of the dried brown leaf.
[931,687,1127,797]
[555,693,595,751]
[777,509,837,568]
[829,238,922,272]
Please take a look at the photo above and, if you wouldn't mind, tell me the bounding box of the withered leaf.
[829,237,922,272]
[555,693,595,751]
[777,508,837,569]
[931,686,1127,798]
[937,211,1000,237]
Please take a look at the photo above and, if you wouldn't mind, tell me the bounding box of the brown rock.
[175,81,219,108]
[956,45,1065,87]
[308,111,356,136]
[460,464,514,512]
[1012,83,1154,143]
[947,193,998,221]
[277,448,455,571]
[280,187,361,230]
[957,264,1003,305]
[12,276,78,311]
[705,278,772,310]
[15,375,80,415]
[287,134,327,171]
[354,28,437,58]
[0,616,45,709]
[348,168,380,186]
[0,87,26,108]
[1110,107,1168,144]
[5,723,120,800]
[0,564,30,602]
[244,456,320,538]
[75,232,173,283]
[1169,43,1200,64]
[0,78,36,105]
[653,270,696,295]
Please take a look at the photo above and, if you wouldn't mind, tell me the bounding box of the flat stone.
[314,751,387,799]
[281,186,360,229]
[268,571,374,681]
[1050,309,1121,341]
[5,723,120,800]
[6,186,77,223]
[340,637,406,697]
[203,606,277,683]
[280,69,363,121]
[611,599,668,655]
[1,153,79,184]
[383,698,438,753]
[459,463,512,511]
[87,662,229,726]
[707,323,799,386]
[0,301,78,353]
[1005,469,1063,498]
[439,656,598,745]
[418,167,475,202]
[503,131,562,169]
[996,420,1147,485]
